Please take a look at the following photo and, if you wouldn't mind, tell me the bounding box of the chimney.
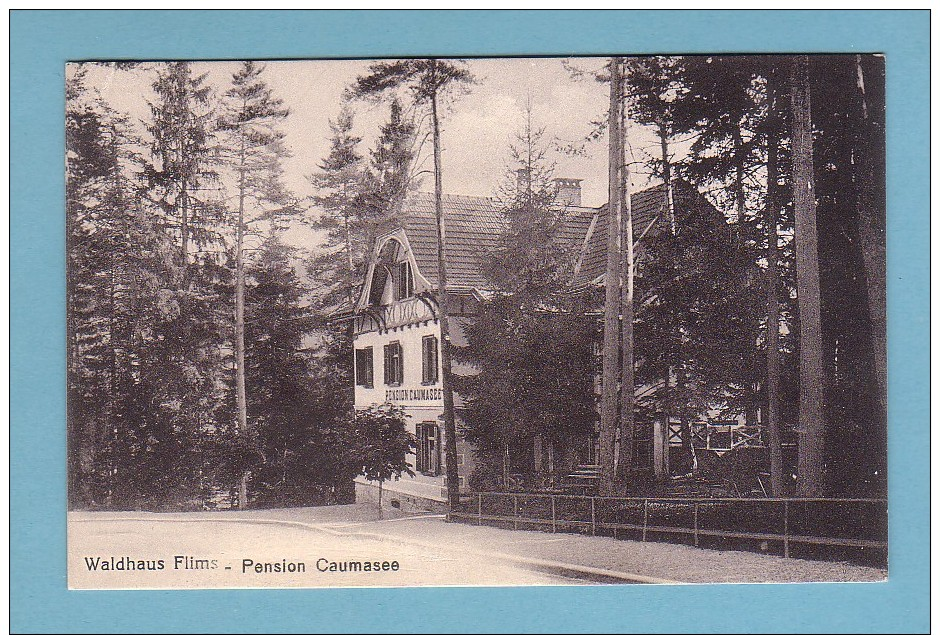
[516,168,531,194]
[554,177,582,207]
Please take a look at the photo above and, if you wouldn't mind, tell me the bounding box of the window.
[384,341,403,386]
[397,260,414,299]
[416,422,440,475]
[355,347,373,388]
[421,335,439,384]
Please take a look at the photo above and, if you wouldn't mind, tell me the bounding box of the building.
[349,179,763,510]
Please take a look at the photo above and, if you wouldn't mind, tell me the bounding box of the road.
[69,504,885,588]
[68,513,589,589]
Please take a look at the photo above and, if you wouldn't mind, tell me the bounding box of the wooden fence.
[449,492,887,565]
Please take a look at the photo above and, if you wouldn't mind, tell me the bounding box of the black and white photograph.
[66,54,888,589]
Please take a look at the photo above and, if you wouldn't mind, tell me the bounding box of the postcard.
[12,9,929,635]
[65,53,888,590]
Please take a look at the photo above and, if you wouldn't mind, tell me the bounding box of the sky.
[76,58,672,248]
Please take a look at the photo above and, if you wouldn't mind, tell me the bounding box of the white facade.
[351,232,475,509]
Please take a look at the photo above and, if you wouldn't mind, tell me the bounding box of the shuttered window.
[397,261,414,299]
[384,341,403,386]
[416,422,440,475]
[355,347,373,388]
[421,335,439,385]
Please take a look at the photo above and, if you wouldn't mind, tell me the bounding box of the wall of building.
[353,298,475,506]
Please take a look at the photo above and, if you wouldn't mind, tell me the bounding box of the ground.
[68,504,886,589]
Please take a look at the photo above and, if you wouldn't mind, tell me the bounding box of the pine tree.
[140,61,231,508]
[243,234,326,506]
[145,62,223,276]
[67,65,195,508]
[219,60,294,508]
[349,58,475,509]
[360,97,418,246]
[308,106,365,310]
[456,106,595,487]
[789,55,826,497]
[598,56,624,495]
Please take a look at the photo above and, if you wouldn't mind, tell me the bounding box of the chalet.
[349,179,762,511]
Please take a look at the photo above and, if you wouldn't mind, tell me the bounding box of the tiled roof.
[399,192,596,291]
[400,192,504,290]
[394,182,719,293]
[570,181,719,288]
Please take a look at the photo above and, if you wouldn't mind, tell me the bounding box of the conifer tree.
[243,234,329,506]
[219,60,294,508]
[456,106,595,487]
[360,97,418,246]
[308,106,365,310]
[349,58,475,508]
[141,61,231,507]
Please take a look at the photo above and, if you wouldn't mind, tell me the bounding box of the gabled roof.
[398,192,505,291]
[571,185,667,288]
[570,181,721,288]
[365,181,721,298]
[394,191,597,292]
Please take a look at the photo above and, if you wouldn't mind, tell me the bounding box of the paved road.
[69,504,885,588]
[68,515,589,589]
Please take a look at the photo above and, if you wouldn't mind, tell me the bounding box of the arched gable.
[356,229,432,311]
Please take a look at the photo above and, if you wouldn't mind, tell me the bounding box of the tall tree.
[598,56,624,495]
[309,106,364,309]
[219,60,293,509]
[762,64,786,496]
[349,58,474,509]
[790,55,826,497]
[67,65,202,509]
[142,61,231,508]
[360,97,418,246]
[624,56,695,478]
[243,234,332,506]
[456,106,595,487]
[145,62,222,279]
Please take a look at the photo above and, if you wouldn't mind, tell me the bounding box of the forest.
[66,55,886,511]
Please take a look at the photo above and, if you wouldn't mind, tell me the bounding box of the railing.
[451,492,887,565]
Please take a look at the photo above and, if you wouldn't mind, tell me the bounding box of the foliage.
[351,404,416,486]
[455,111,595,479]
[243,235,356,506]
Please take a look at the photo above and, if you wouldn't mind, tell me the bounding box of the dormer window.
[368,238,416,306]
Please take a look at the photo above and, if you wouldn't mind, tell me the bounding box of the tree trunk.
[853,55,888,434]
[764,74,785,497]
[378,478,383,517]
[618,78,635,478]
[790,55,826,497]
[180,180,189,287]
[598,56,623,496]
[502,439,510,488]
[431,86,461,510]
[236,141,250,510]
[656,122,675,480]
[343,183,355,306]
[732,127,760,431]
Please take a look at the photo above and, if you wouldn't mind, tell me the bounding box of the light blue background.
[11,10,929,634]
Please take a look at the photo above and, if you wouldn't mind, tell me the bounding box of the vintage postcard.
[12,9,929,635]
[66,54,889,590]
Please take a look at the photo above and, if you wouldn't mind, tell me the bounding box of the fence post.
[477,492,482,526]
[693,500,699,547]
[551,495,556,534]
[513,494,519,530]
[642,499,648,542]
[591,496,596,536]
[783,499,790,558]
